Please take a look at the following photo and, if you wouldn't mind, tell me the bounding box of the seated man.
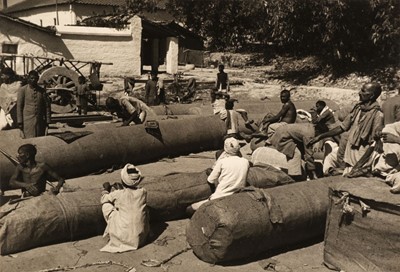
[9,144,65,196]
[220,99,254,141]
[308,82,384,175]
[188,137,249,213]
[369,107,400,193]
[311,100,338,136]
[106,96,150,126]
[255,89,297,138]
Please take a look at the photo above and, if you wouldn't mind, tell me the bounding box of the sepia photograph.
[0,0,399,271]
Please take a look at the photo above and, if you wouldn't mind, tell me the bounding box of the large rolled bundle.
[0,190,105,255]
[0,166,292,254]
[150,100,339,116]
[186,177,339,264]
[0,116,225,189]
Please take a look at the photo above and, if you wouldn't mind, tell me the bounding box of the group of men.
[247,82,399,193]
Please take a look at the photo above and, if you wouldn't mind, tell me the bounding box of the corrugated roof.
[0,11,56,34]
[3,0,125,13]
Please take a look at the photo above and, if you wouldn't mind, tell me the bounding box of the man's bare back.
[280,101,297,123]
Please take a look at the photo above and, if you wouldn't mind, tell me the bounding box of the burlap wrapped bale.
[0,166,296,255]
[324,178,400,272]
[0,116,226,190]
[0,189,105,255]
[186,177,337,264]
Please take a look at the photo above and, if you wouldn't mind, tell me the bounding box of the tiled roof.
[0,11,55,34]
[3,0,125,13]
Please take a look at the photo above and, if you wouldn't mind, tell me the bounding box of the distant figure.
[106,96,149,126]
[9,144,65,197]
[188,137,249,213]
[255,89,297,138]
[17,70,51,138]
[75,76,90,115]
[124,77,136,96]
[178,78,197,103]
[0,67,21,130]
[145,70,165,105]
[100,164,149,253]
[216,64,230,92]
[211,64,231,115]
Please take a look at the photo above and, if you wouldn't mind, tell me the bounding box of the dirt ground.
[1,146,332,272]
[0,65,386,272]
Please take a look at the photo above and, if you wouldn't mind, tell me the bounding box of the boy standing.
[75,76,90,115]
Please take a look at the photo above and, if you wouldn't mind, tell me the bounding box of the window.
[2,43,18,54]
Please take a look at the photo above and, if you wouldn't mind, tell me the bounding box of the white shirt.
[207,156,249,200]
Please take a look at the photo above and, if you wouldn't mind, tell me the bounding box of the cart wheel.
[39,67,80,113]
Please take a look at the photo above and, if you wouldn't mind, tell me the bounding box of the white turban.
[224,137,240,155]
[121,164,142,187]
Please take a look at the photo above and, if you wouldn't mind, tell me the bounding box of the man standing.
[17,70,51,138]
[145,70,164,105]
[308,82,384,175]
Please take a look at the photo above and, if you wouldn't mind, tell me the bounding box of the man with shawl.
[308,82,384,175]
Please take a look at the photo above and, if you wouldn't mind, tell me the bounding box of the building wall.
[0,17,70,75]
[10,4,116,26]
[57,16,142,77]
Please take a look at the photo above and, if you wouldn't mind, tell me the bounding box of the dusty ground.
[0,65,391,272]
[1,146,331,272]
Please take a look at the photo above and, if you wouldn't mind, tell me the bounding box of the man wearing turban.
[100,164,149,253]
[189,138,250,212]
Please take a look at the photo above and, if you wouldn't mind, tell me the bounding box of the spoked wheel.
[39,67,80,113]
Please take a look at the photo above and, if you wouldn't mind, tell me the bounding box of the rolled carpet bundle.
[186,177,338,264]
[0,165,291,255]
[0,189,105,255]
[0,115,226,190]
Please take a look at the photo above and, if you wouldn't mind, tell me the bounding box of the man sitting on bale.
[106,96,150,126]
[308,82,384,176]
[187,137,249,214]
[254,89,297,139]
[311,100,338,136]
[220,98,254,141]
[100,164,149,253]
[9,144,65,197]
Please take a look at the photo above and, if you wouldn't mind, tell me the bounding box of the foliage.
[166,0,267,51]
[166,0,399,68]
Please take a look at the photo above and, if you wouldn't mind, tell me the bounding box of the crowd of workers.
[0,64,399,253]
